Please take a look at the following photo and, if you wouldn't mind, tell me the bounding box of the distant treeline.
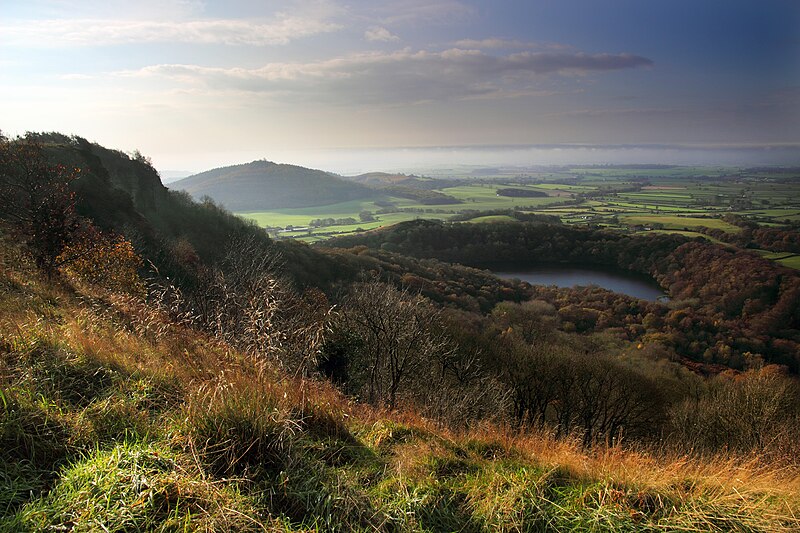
[380,185,462,205]
[698,216,800,253]
[495,188,548,198]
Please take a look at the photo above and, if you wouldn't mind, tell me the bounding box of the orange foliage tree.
[0,133,86,275]
[58,230,144,294]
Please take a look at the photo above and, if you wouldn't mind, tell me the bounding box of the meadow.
[236,166,800,267]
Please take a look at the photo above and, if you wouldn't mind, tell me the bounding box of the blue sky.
[1,0,798,172]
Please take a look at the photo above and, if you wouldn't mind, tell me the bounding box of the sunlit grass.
[620,215,742,232]
[1,235,799,531]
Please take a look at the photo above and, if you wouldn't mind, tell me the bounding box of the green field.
[238,183,566,240]
[466,214,517,223]
[235,166,800,267]
[619,215,742,232]
[778,255,800,269]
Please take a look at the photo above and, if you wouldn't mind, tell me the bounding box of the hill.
[173,160,376,211]
[340,172,463,204]
[2,132,800,530]
[344,172,421,186]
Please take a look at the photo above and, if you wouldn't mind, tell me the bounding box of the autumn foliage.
[0,133,85,274]
[58,230,144,294]
[0,133,144,296]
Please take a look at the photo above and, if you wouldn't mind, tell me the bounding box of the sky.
[1,0,799,174]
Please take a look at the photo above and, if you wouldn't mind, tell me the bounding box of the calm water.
[494,266,667,301]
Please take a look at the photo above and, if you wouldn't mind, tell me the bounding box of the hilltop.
[173,160,376,211]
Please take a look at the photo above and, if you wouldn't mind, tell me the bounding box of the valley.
[215,165,800,269]
[4,1,799,529]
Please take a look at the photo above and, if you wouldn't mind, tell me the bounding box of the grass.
[239,199,390,227]
[777,255,800,270]
[444,185,565,209]
[2,237,799,531]
[620,215,742,232]
[8,441,263,532]
[465,215,517,223]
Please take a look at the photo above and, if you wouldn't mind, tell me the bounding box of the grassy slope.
[172,160,374,211]
[1,241,799,531]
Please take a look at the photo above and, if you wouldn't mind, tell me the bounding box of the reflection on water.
[494,266,667,302]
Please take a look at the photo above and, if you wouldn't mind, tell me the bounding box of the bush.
[668,365,800,460]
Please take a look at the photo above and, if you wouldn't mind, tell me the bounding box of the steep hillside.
[1,236,799,532]
[173,160,376,211]
[17,134,276,285]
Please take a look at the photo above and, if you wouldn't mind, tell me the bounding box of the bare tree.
[151,234,330,375]
[341,280,450,410]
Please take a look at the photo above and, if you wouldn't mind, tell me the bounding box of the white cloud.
[118,47,653,105]
[0,15,341,47]
[365,26,400,42]
[453,38,570,51]
[369,0,475,24]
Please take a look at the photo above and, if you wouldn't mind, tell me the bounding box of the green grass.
[444,185,565,209]
[7,441,261,532]
[239,199,390,227]
[777,255,800,270]
[465,215,517,223]
[620,215,742,232]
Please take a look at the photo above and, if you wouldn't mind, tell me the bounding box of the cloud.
[118,47,654,105]
[369,0,475,24]
[453,38,569,51]
[505,51,653,74]
[365,26,400,42]
[0,15,341,47]
[11,0,206,20]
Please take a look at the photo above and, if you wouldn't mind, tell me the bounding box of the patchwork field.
[618,215,742,232]
[236,166,800,267]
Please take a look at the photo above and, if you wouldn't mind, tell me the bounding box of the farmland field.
[618,215,741,232]
[236,165,800,267]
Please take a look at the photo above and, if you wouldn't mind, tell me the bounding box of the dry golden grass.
[2,234,799,531]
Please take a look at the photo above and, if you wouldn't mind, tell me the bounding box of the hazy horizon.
[155,143,800,180]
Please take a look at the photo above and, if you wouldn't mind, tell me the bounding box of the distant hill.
[173,160,375,211]
[341,172,463,204]
[343,172,459,191]
[344,172,422,187]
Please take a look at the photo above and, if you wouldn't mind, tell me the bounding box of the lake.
[494,266,667,301]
